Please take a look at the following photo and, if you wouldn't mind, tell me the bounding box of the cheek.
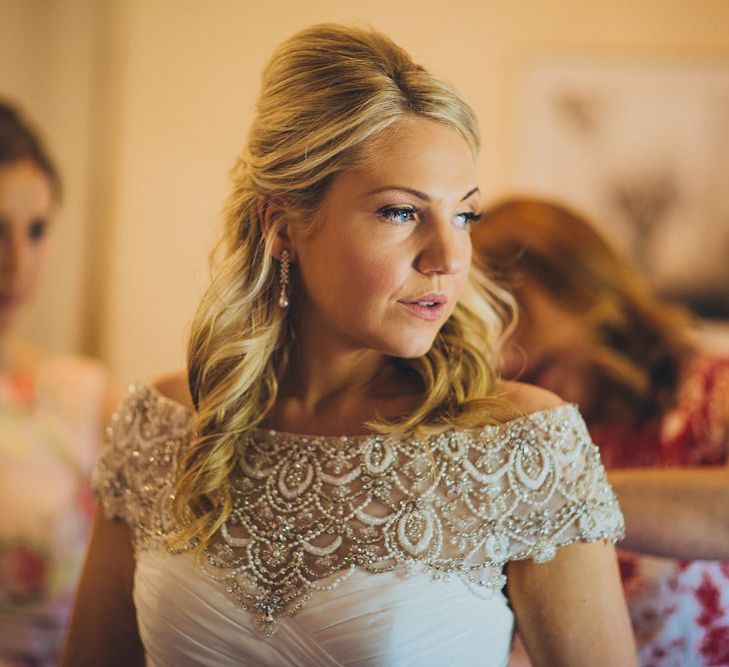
[302,233,407,304]
[451,241,472,296]
[29,240,49,264]
[22,245,50,288]
[339,244,405,296]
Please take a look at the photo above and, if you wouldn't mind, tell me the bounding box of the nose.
[415,216,468,276]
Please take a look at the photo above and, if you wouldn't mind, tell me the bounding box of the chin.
[387,336,438,360]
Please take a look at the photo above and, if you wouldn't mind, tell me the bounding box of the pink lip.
[397,292,448,321]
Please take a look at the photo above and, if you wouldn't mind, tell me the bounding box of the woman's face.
[0,160,54,331]
[289,116,478,360]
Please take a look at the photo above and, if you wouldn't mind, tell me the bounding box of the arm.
[508,540,636,667]
[61,512,145,667]
[608,465,729,560]
[608,354,729,561]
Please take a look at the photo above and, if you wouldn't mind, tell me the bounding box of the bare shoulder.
[150,370,194,410]
[498,380,565,415]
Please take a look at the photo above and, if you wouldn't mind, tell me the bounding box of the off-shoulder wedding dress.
[95,385,624,667]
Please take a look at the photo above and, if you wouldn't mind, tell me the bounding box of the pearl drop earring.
[278,250,291,308]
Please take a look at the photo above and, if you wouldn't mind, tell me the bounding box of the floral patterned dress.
[590,355,729,667]
[0,355,109,666]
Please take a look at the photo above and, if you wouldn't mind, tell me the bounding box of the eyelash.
[379,206,418,224]
[378,206,482,228]
[456,211,483,228]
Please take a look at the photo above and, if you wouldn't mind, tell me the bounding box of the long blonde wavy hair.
[473,197,692,425]
[174,24,516,549]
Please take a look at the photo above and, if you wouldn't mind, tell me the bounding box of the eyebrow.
[364,186,480,202]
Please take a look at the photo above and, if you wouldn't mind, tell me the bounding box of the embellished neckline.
[140,382,578,443]
[99,384,623,635]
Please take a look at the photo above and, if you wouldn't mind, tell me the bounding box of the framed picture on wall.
[511,56,729,318]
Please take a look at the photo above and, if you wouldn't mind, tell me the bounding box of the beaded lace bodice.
[96,385,624,635]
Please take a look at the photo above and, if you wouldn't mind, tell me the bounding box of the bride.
[63,24,636,667]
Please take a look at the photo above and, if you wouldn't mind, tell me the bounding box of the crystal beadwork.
[96,385,624,635]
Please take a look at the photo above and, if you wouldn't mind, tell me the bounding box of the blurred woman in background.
[0,100,116,666]
[475,197,729,667]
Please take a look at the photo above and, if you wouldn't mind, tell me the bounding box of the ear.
[257,197,294,261]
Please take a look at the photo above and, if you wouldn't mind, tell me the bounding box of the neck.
[281,341,392,411]
[269,313,419,435]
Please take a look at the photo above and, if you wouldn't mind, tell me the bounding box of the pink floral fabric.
[591,356,729,667]
[0,357,108,666]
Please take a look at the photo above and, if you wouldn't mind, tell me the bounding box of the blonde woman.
[63,26,635,667]
[474,197,729,666]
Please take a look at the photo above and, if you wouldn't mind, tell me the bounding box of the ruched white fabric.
[95,385,624,667]
[134,550,513,666]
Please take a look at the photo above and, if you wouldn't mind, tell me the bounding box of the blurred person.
[62,25,635,667]
[475,197,729,667]
[0,101,117,666]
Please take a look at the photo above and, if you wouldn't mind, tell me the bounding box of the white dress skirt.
[135,551,513,667]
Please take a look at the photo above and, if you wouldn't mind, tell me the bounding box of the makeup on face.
[289,116,479,360]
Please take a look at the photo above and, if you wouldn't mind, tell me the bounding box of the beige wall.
[3,0,729,383]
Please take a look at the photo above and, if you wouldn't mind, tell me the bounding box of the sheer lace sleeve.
[93,385,191,543]
[468,403,624,565]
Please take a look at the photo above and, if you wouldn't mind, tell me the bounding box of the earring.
[278,249,291,308]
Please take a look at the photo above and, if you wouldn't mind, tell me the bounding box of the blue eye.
[455,211,482,229]
[379,206,417,224]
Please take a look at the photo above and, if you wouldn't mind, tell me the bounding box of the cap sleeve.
[93,385,192,545]
[467,403,624,565]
